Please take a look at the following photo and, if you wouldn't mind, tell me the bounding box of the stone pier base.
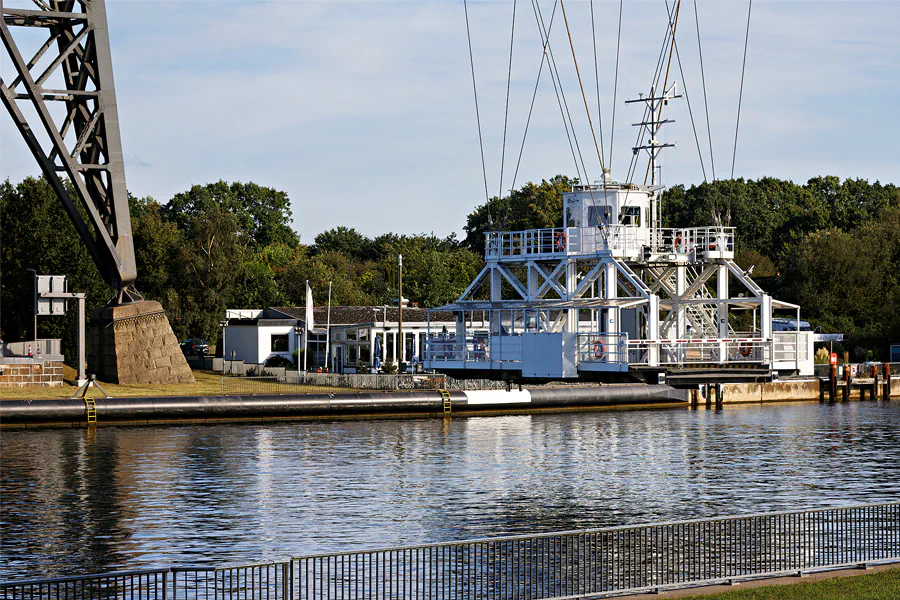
[88,300,194,384]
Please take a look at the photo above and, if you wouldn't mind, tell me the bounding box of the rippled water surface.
[2,401,899,579]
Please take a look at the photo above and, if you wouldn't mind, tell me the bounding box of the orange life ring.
[555,232,567,251]
[593,339,606,359]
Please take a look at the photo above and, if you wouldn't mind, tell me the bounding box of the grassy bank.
[0,367,225,399]
[680,567,900,599]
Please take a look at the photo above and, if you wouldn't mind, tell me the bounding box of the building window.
[347,329,357,342]
[271,334,289,352]
[348,345,358,363]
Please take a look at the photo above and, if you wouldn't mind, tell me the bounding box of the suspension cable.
[732,0,752,179]
[693,0,716,180]
[463,0,490,208]
[590,0,605,168]
[498,0,518,200]
[511,0,559,192]
[560,0,606,174]
[609,0,623,177]
[534,0,591,184]
[644,0,682,185]
[668,0,708,183]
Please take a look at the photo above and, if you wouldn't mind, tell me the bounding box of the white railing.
[484,226,644,259]
[627,338,770,367]
[576,333,629,364]
[424,334,522,364]
[484,225,734,260]
[774,332,808,362]
[652,226,735,255]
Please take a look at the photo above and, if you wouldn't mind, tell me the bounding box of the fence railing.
[3,502,898,600]
[220,373,448,396]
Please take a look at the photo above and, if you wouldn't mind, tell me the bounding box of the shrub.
[265,355,294,368]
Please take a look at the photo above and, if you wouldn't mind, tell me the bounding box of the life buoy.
[555,232,567,251]
[674,233,683,250]
[593,339,606,360]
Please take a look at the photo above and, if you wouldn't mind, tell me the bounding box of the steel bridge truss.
[1,0,137,299]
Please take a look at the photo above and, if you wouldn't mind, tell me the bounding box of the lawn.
[679,567,900,599]
[0,367,375,399]
[0,367,226,399]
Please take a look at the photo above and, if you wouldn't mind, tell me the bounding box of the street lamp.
[294,324,304,372]
[219,319,229,374]
[25,268,37,342]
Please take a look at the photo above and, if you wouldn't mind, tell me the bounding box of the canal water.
[2,401,899,580]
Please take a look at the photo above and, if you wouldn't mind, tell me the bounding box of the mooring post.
[716,383,724,408]
[819,377,825,403]
[842,365,850,401]
[829,363,837,402]
[871,365,879,401]
[884,363,892,401]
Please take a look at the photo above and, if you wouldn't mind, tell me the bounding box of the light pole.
[219,319,228,374]
[398,254,403,370]
[25,268,37,342]
[294,325,304,373]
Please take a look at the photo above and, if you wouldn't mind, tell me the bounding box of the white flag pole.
[325,281,332,372]
[304,280,311,373]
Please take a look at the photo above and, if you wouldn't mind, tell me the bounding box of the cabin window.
[566,206,581,227]
[621,206,641,226]
[588,206,612,226]
[271,334,289,352]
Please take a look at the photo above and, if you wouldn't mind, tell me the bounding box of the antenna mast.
[627,83,682,228]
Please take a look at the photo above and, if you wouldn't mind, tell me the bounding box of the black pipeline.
[0,385,687,427]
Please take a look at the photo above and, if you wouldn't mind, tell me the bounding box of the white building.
[222,306,466,373]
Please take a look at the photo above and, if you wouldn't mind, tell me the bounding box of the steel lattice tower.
[1,0,137,301]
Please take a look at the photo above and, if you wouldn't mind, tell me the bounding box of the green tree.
[164,180,299,248]
[0,177,110,364]
[313,226,375,261]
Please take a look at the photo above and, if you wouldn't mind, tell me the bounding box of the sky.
[2,0,899,244]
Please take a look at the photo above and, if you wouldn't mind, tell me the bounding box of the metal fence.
[220,374,508,396]
[3,502,898,600]
[220,374,448,396]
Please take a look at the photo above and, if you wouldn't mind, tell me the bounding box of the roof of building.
[268,306,456,325]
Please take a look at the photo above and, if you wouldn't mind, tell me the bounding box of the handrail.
[3,501,897,598]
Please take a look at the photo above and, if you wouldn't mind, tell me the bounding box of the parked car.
[180,339,209,356]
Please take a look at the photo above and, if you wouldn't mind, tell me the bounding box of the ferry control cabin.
[424,180,813,386]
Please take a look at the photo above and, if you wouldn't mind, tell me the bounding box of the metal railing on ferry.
[3,502,898,600]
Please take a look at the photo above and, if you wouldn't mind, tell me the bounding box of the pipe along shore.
[0,385,687,428]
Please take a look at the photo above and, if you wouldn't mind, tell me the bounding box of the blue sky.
[2,1,898,243]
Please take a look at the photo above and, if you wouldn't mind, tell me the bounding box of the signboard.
[829,352,838,366]
[35,275,66,316]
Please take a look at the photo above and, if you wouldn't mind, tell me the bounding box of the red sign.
[829,352,838,365]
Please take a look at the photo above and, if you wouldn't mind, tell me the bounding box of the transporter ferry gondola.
[423,86,813,387]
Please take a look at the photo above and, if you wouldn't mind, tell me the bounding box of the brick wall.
[0,360,64,387]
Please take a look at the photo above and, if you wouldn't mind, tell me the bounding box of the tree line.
[1,174,898,364]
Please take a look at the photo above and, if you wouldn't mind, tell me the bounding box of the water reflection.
[2,401,899,580]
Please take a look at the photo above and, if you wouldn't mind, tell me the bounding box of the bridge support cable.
[693,0,716,180]
[511,1,560,192]
[590,0,606,169]
[609,0,623,176]
[463,0,491,206]
[664,0,709,183]
[560,0,606,175]
[498,0,517,200]
[531,0,591,185]
[731,0,752,179]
